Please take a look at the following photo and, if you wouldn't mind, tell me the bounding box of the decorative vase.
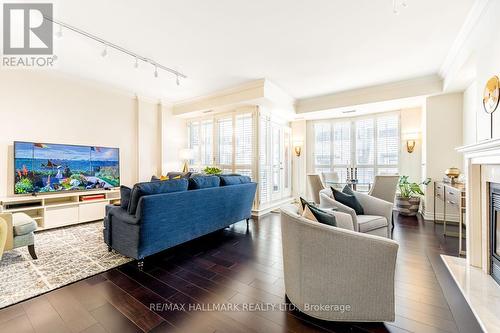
[396,195,420,216]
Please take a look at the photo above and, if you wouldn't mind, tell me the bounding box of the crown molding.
[439,0,490,86]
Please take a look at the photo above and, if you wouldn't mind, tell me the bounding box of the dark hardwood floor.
[0,212,482,333]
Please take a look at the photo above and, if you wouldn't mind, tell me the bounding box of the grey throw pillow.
[330,186,364,215]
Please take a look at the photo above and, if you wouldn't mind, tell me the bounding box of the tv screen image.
[14,142,120,195]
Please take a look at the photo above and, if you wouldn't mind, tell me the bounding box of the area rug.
[0,221,131,309]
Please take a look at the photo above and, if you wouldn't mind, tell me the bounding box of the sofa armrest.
[0,213,13,251]
[108,207,140,225]
[319,193,358,231]
[354,192,393,223]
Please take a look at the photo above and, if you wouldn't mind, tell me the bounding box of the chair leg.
[28,244,37,260]
[246,218,250,227]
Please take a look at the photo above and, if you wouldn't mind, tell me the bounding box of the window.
[187,111,255,179]
[310,112,400,186]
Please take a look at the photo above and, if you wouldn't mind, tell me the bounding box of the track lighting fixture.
[44,16,187,81]
[101,44,108,58]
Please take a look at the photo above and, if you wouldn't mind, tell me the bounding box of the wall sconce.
[403,131,420,154]
[293,138,303,157]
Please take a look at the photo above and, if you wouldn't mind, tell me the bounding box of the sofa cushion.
[219,175,251,186]
[188,176,220,190]
[12,213,37,236]
[128,178,189,215]
[331,186,364,215]
[357,215,388,233]
[120,185,131,210]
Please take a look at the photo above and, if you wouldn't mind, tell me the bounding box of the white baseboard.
[252,197,294,217]
[420,210,459,223]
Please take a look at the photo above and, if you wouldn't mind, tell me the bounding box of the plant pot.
[396,195,420,216]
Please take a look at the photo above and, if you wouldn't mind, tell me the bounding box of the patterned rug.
[0,221,131,309]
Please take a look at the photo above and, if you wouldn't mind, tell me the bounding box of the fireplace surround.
[490,183,500,284]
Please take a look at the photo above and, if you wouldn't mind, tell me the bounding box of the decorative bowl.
[445,167,460,179]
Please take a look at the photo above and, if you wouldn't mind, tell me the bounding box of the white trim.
[439,0,491,80]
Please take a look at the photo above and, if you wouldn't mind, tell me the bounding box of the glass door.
[271,125,282,201]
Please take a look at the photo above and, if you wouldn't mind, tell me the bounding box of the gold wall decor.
[483,75,500,114]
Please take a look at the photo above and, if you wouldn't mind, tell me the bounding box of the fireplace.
[490,183,500,285]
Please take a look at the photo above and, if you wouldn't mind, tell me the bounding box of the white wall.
[422,92,463,220]
[0,70,174,197]
[453,0,500,143]
[291,120,307,199]
[137,99,161,182]
[462,81,477,146]
[161,104,187,174]
[400,107,422,183]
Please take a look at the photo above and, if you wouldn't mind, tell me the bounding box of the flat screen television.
[14,141,120,195]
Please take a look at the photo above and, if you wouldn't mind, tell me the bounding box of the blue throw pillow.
[330,186,364,215]
[120,185,131,210]
[188,176,220,190]
[219,175,251,186]
[128,178,188,215]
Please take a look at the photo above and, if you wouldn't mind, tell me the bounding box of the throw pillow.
[301,203,337,227]
[218,175,251,186]
[302,204,318,221]
[120,186,131,210]
[330,186,364,215]
[188,175,220,190]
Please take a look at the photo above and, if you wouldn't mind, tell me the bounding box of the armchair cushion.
[12,213,37,236]
[357,215,388,233]
[331,187,364,215]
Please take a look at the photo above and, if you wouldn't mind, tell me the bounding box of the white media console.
[0,189,120,231]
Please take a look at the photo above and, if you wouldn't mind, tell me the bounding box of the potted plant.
[396,176,431,216]
[203,166,222,175]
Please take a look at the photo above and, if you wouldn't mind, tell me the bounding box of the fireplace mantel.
[456,138,500,271]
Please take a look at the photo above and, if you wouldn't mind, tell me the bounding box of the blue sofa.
[103,175,257,264]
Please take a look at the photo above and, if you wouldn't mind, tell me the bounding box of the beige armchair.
[368,175,399,204]
[319,188,393,238]
[307,174,325,204]
[0,213,37,260]
[280,204,398,322]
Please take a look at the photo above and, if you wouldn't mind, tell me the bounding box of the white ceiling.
[48,0,475,102]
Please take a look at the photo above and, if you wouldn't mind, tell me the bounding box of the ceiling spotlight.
[176,75,180,86]
[154,65,158,78]
[101,45,108,58]
[402,0,408,7]
[55,24,63,38]
[134,57,139,69]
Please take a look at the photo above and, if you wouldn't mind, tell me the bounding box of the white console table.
[0,189,120,231]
